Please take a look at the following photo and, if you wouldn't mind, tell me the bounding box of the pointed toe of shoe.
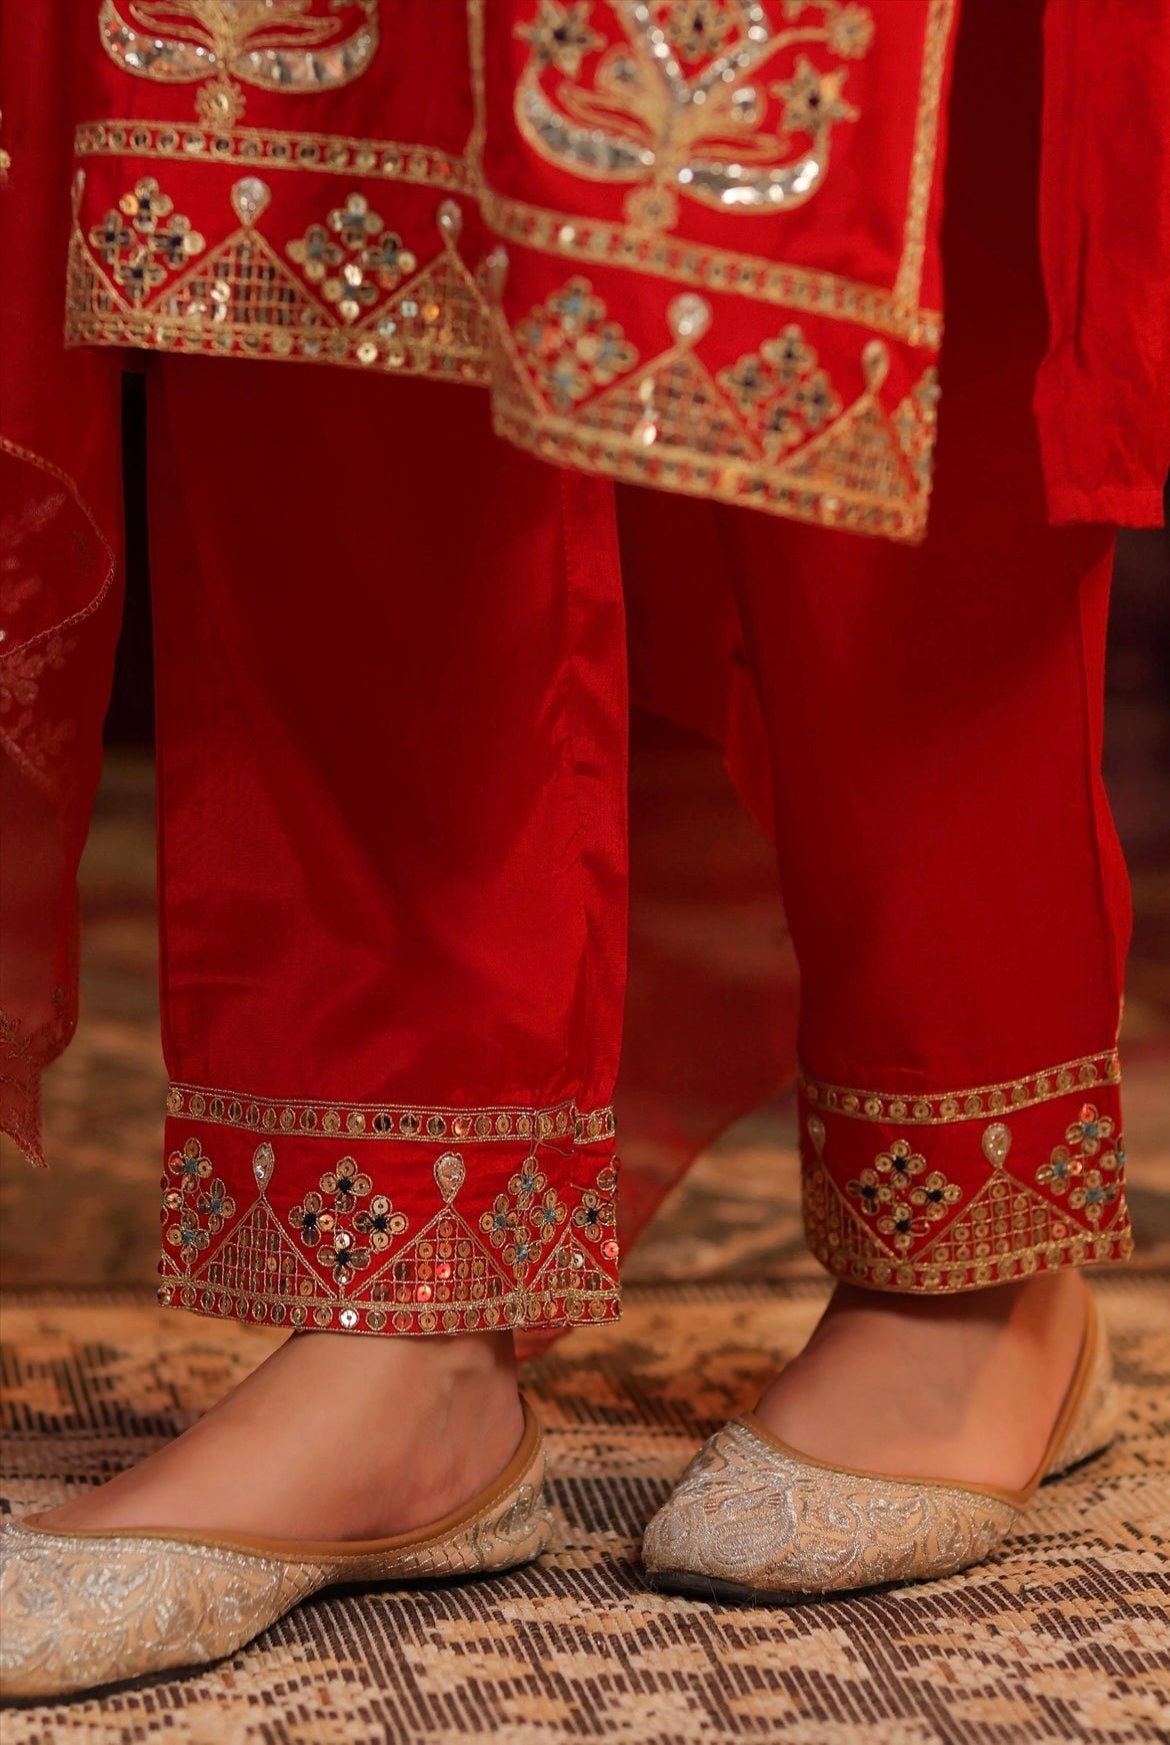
[0,1522,321,1701]
[642,1420,1019,1601]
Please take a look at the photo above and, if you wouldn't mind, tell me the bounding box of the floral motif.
[318,1158,372,1213]
[514,0,873,229]
[288,1160,408,1280]
[89,178,204,305]
[719,324,841,458]
[99,0,380,127]
[354,1194,409,1252]
[908,1169,962,1223]
[167,1137,214,1195]
[874,1139,927,1187]
[516,278,638,412]
[1065,1104,1115,1158]
[530,1188,568,1240]
[480,1194,521,1249]
[876,1202,920,1253]
[1068,1169,1121,1225]
[318,1229,371,1284]
[825,2,876,58]
[1037,1106,1124,1200]
[508,1156,548,1204]
[288,1189,333,1246]
[847,1145,960,1246]
[516,0,604,76]
[287,193,417,322]
[661,0,735,61]
[572,1187,616,1241]
[774,57,856,137]
[195,1177,236,1234]
[166,1207,211,1261]
[845,1167,890,1214]
[1036,1145,1080,1195]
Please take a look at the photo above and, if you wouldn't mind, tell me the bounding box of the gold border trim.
[67,307,490,382]
[800,1050,1122,1126]
[166,1082,616,1145]
[492,398,927,542]
[74,120,475,191]
[158,1275,620,1335]
[893,0,955,312]
[480,189,940,348]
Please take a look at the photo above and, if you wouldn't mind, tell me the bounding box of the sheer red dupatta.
[0,1,124,1163]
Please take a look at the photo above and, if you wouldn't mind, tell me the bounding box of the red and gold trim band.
[157,1086,620,1337]
[800,1051,1132,1293]
[165,1082,615,1146]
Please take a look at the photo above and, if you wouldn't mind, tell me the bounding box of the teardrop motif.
[231,176,271,226]
[437,199,463,243]
[252,1142,275,1192]
[434,1151,466,1204]
[982,1122,1012,1167]
[806,1114,827,1158]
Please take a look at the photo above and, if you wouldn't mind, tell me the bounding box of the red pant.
[150,3,1131,1335]
[152,371,628,1334]
[149,344,1130,1336]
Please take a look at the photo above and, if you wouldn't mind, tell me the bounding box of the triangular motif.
[785,394,914,503]
[806,1157,1128,1292]
[199,1198,327,1312]
[360,1200,514,1332]
[526,1224,614,1318]
[578,348,757,459]
[153,229,328,341]
[359,244,490,370]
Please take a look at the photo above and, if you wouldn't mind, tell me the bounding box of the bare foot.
[754,1270,1091,1491]
[38,1329,524,1541]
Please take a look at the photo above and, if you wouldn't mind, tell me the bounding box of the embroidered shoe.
[0,1397,553,1702]
[641,1297,1119,1603]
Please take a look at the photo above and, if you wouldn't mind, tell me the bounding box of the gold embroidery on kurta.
[893,0,953,315]
[492,275,935,538]
[98,0,381,127]
[74,120,475,191]
[513,0,873,230]
[67,173,492,382]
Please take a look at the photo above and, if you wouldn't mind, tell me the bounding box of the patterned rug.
[2,1272,1168,1743]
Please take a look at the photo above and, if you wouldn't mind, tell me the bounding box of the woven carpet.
[2,1270,1169,1744]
